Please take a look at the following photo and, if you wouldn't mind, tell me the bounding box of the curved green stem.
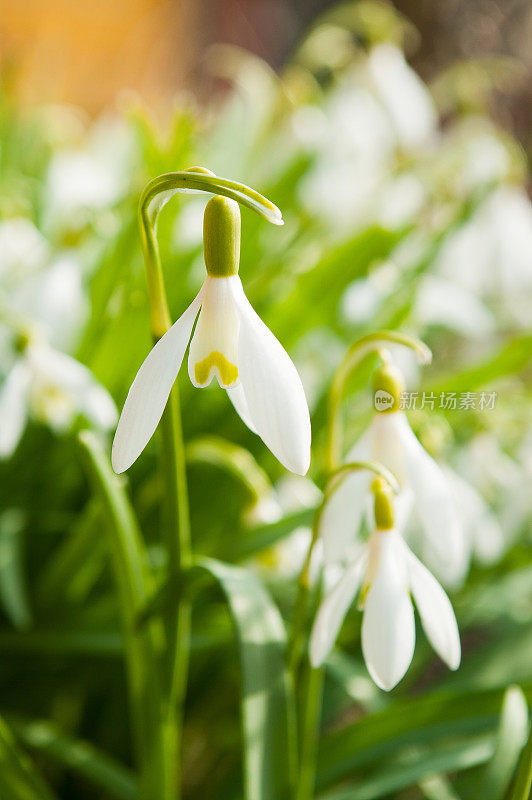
[295,666,324,800]
[138,166,283,798]
[324,460,400,497]
[78,432,166,800]
[291,331,428,800]
[326,330,431,471]
[287,460,397,678]
[290,444,402,799]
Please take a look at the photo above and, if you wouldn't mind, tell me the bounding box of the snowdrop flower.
[112,195,311,475]
[44,116,135,230]
[300,44,436,231]
[299,82,392,229]
[366,44,438,152]
[0,218,49,284]
[434,186,532,322]
[415,275,495,339]
[321,360,466,585]
[458,434,529,543]
[444,468,504,567]
[249,473,323,579]
[8,254,87,351]
[310,481,460,690]
[0,334,117,459]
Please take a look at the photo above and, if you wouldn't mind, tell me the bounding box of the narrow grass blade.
[482,685,528,800]
[0,715,58,800]
[318,738,493,800]
[317,686,532,790]
[186,435,273,506]
[510,722,532,800]
[0,509,31,629]
[198,557,297,800]
[77,431,170,800]
[9,717,136,800]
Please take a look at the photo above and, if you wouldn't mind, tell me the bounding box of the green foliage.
[0,3,531,799]
[199,558,297,800]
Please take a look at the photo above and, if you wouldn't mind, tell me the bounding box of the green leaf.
[317,686,532,791]
[325,651,387,712]
[37,501,105,609]
[0,715,57,800]
[77,431,171,800]
[427,334,532,395]
[418,774,462,800]
[0,629,123,657]
[198,557,297,800]
[9,717,136,800]
[482,685,528,800]
[186,435,273,507]
[0,509,31,629]
[235,508,316,560]
[510,722,532,800]
[319,737,493,800]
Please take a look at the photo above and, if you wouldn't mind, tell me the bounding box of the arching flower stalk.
[112,192,311,476]
[310,478,461,690]
[111,167,309,800]
[323,334,466,585]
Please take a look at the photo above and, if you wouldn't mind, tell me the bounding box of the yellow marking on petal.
[195,351,238,387]
[357,582,370,610]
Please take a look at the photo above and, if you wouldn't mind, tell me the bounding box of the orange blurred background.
[1,0,532,152]
[0,0,199,113]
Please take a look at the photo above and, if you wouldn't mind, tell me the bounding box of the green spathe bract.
[203,195,241,277]
[372,361,406,413]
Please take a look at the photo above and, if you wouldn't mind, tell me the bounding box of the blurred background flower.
[0,1,531,799]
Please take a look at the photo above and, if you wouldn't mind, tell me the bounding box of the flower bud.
[203,195,241,277]
[372,478,395,530]
[372,361,405,413]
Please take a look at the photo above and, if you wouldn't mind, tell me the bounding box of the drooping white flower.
[248,473,323,580]
[8,254,88,351]
[0,218,49,284]
[310,525,460,690]
[434,186,532,324]
[44,116,136,230]
[112,196,311,476]
[444,467,504,567]
[366,44,438,151]
[415,274,495,339]
[458,434,528,544]
[299,44,437,232]
[321,363,466,585]
[0,339,117,458]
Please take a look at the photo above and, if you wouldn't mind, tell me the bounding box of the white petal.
[309,550,367,667]
[361,530,415,690]
[0,362,31,458]
[83,384,118,430]
[230,277,311,475]
[393,412,467,585]
[344,424,373,463]
[226,382,257,434]
[406,545,461,670]
[445,467,504,566]
[369,412,407,485]
[393,488,416,533]
[320,470,369,565]
[112,290,203,473]
[188,277,240,388]
[368,44,437,150]
[30,345,117,431]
